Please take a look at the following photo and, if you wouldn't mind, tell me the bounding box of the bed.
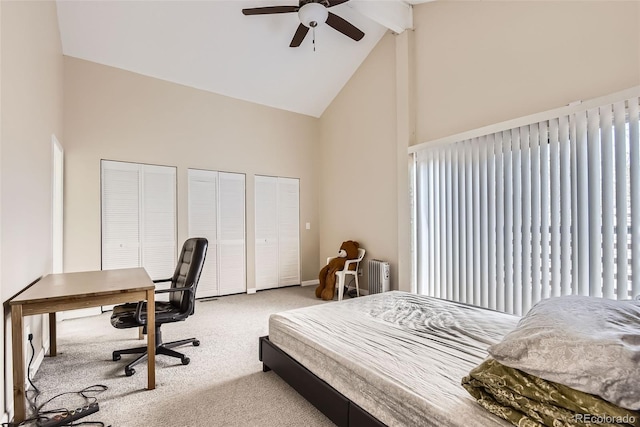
[258,291,519,427]
[260,291,640,427]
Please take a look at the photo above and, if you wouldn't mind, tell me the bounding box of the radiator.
[368,259,390,294]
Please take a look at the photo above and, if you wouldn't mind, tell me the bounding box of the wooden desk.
[8,268,156,423]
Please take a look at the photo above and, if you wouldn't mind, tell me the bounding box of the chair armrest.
[343,259,359,271]
[134,285,196,324]
[134,302,146,325]
[152,278,171,284]
[154,285,195,295]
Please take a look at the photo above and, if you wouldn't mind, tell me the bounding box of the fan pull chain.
[313,26,316,52]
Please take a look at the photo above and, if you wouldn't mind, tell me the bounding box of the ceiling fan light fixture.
[298,3,328,28]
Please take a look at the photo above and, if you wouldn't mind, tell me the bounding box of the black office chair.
[110,237,208,376]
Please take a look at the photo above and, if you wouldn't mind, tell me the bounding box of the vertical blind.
[414,93,640,315]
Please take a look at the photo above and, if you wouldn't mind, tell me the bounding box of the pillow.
[488,295,640,410]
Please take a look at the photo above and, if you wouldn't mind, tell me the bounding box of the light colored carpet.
[29,285,336,427]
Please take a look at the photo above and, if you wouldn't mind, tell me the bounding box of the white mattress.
[269,291,519,427]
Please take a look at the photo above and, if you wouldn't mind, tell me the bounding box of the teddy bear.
[315,240,360,301]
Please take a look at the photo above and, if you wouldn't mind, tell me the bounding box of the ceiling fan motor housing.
[298,2,328,28]
[241,0,364,47]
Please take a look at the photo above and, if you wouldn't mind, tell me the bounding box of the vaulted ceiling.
[56,0,424,118]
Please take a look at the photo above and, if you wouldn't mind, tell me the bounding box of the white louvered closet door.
[102,160,177,304]
[255,176,300,290]
[188,170,246,297]
[218,172,246,295]
[142,164,177,281]
[101,161,141,271]
[255,176,279,290]
[188,169,218,298]
[277,177,300,286]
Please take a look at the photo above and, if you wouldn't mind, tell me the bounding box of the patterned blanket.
[462,358,640,427]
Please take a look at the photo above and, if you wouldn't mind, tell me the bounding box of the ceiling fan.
[242,0,365,48]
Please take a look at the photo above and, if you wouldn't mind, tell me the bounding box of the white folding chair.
[326,248,366,301]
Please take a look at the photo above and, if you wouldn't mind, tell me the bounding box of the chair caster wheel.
[113,353,121,361]
[181,357,190,365]
[125,367,135,376]
[193,340,200,347]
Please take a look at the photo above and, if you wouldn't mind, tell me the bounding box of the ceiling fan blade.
[326,12,364,41]
[327,0,350,7]
[242,6,298,15]
[290,23,309,47]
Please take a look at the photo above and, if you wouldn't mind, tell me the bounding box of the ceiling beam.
[347,0,413,34]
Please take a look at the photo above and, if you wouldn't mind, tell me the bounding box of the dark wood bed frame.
[259,336,386,427]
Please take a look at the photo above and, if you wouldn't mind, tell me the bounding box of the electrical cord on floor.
[34,385,107,427]
[36,385,107,414]
[0,335,48,427]
[1,334,109,427]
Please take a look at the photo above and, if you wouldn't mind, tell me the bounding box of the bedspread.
[269,291,519,426]
[462,357,640,427]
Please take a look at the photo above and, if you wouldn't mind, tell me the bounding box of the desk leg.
[49,313,57,356]
[146,290,156,390]
[11,305,26,423]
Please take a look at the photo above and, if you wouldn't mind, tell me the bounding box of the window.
[412,91,640,315]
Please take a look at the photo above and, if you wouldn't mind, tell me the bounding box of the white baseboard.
[246,288,257,294]
[44,336,50,353]
[301,280,319,287]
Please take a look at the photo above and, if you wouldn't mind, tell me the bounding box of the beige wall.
[414,1,640,143]
[1,0,64,418]
[318,1,640,293]
[319,33,399,290]
[63,57,320,287]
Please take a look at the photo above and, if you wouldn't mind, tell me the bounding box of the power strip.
[38,402,99,427]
